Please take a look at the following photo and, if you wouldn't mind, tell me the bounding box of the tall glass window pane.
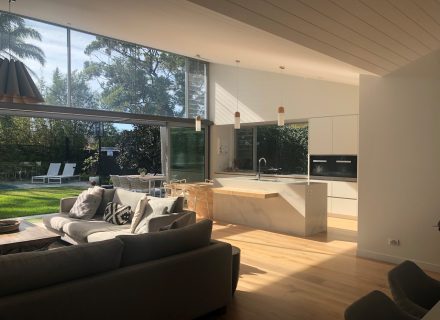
[170,127,205,182]
[0,13,68,105]
[235,127,254,170]
[71,30,193,117]
[187,59,207,118]
[257,123,308,174]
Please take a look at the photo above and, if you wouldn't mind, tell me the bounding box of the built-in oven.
[309,155,357,180]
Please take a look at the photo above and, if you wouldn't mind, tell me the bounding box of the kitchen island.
[213,177,327,236]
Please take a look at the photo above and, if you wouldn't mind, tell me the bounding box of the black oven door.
[310,155,357,179]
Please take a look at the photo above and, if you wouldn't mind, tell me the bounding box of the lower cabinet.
[313,179,358,219]
[329,197,358,218]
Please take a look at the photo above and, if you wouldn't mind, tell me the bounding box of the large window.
[0,115,163,183]
[235,123,308,175]
[0,12,208,118]
[170,127,205,182]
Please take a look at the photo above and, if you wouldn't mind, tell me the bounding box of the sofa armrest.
[147,210,196,232]
[60,197,77,213]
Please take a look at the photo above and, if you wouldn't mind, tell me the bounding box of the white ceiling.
[0,0,372,85]
[190,0,440,76]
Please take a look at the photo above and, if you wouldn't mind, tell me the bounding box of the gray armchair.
[345,291,418,320]
[388,260,440,318]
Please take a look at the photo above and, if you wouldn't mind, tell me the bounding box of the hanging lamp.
[0,0,44,104]
[195,115,202,132]
[234,60,240,129]
[277,66,285,126]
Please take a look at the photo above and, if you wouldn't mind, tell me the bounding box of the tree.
[0,13,45,66]
[83,37,186,117]
[116,125,161,174]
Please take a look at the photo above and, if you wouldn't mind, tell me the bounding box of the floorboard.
[207,217,436,320]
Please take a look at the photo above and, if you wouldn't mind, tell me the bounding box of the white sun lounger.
[48,163,81,184]
[31,163,61,183]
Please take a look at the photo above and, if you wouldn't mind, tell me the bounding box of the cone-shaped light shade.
[277,106,285,126]
[195,115,202,132]
[234,111,240,129]
[0,58,44,104]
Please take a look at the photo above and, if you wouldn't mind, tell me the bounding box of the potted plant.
[82,152,99,184]
[138,168,147,177]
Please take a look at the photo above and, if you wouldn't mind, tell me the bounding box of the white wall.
[358,59,440,271]
[209,63,359,125]
[209,63,359,176]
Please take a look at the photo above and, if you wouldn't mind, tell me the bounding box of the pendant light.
[234,60,240,129]
[195,115,201,132]
[0,0,44,104]
[277,66,285,126]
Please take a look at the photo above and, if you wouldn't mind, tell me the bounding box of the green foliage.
[82,152,99,175]
[0,13,45,66]
[116,125,161,174]
[83,36,186,116]
[257,124,309,174]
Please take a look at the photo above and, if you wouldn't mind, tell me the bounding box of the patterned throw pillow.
[104,202,131,225]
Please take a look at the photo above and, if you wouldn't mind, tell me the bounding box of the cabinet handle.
[312,160,327,163]
[336,160,352,164]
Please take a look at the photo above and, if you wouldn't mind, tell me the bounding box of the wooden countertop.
[212,187,279,199]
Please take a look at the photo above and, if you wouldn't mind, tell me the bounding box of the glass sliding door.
[169,127,205,182]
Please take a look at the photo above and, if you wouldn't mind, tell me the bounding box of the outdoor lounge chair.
[31,163,61,183]
[47,163,80,184]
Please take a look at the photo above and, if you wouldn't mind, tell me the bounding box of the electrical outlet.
[388,239,400,246]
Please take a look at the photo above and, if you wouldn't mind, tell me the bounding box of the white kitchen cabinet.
[308,117,332,155]
[308,115,358,155]
[332,115,358,155]
[330,198,358,218]
[331,181,358,199]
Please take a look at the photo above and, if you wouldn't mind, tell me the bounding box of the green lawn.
[0,187,86,219]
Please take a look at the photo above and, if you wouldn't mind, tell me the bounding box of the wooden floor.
[208,217,433,320]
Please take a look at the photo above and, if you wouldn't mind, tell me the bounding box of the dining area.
[109,174,214,219]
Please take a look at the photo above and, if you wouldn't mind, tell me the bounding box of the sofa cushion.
[69,190,102,220]
[43,213,79,232]
[130,195,149,233]
[112,188,147,215]
[134,196,179,234]
[159,212,195,231]
[87,229,134,242]
[117,219,213,267]
[62,220,130,243]
[173,196,184,213]
[103,202,131,225]
[0,238,124,298]
[96,188,116,217]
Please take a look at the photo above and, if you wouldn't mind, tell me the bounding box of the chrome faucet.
[257,157,267,181]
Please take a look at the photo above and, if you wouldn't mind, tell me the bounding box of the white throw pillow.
[134,197,179,234]
[69,190,102,220]
[130,195,149,233]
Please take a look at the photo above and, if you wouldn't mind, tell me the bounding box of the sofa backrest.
[0,238,124,298]
[117,219,213,267]
[95,188,116,217]
[113,188,147,212]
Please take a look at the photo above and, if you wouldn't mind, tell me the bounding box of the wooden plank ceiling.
[188,0,440,75]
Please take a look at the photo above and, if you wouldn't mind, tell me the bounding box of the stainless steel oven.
[309,155,357,180]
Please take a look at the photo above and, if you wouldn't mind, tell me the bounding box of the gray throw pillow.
[118,219,213,267]
[134,197,179,234]
[69,190,102,220]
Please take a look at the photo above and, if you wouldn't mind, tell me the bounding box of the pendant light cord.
[236,60,240,112]
[280,66,285,107]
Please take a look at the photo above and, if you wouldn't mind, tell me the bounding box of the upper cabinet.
[309,115,358,155]
[332,115,358,154]
[309,117,333,155]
